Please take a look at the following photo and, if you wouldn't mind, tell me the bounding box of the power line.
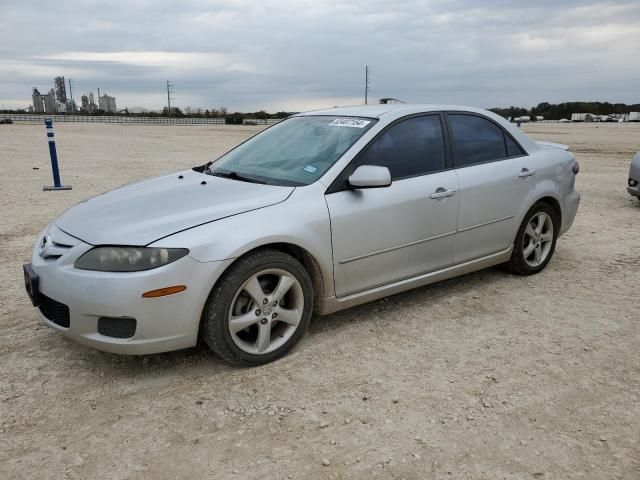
[364,66,370,105]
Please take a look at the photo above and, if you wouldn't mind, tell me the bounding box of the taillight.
[572,161,580,175]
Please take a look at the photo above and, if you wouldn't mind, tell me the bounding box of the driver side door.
[325,114,460,297]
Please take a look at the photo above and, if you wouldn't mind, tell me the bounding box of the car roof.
[294,103,541,153]
[294,104,494,119]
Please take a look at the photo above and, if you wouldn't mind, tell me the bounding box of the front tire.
[506,202,558,275]
[201,249,314,366]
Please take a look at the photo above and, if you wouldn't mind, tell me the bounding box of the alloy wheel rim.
[523,212,554,268]
[228,268,304,355]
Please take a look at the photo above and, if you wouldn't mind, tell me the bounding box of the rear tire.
[506,202,558,275]
[201,249,314,366]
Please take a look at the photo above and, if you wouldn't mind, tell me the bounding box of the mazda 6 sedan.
[24,105,580,365]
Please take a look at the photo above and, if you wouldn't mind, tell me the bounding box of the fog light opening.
[142,285,187,298]
[572,161,580,175]
[629,179,638,187]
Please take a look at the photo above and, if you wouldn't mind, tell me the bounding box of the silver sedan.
[24,104,580,365]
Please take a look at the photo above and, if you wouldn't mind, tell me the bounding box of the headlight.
[74,247,189,272]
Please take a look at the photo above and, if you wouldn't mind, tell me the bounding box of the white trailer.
[571,113,594,122]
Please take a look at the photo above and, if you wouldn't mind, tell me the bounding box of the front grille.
[98,317,137,339]
[39,294,70,328]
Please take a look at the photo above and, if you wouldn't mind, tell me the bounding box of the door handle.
[430,188,457,199]
[518,168,536,178]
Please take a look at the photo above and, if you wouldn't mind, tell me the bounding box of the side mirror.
[348,165,392,188]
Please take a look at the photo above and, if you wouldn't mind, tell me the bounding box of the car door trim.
[339,213,513,265]
[457,214,514,233]
[339,229,457,265]
[319,245,514,314]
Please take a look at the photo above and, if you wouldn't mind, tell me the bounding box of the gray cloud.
[1,0,639,111]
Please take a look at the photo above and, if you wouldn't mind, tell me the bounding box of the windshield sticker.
[329,118,371,128]
[303,165,318,173]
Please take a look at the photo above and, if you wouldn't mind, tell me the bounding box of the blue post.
[43,119,71,191]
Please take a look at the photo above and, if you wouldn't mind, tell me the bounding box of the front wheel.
[506,203,558,275]
[201,249,314,366]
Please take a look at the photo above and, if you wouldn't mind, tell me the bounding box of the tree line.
[5,100,639,121]
[490,102,640,121]
[0,106,294,120]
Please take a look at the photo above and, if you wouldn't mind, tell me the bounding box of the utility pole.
[166,81,174,115]
[364,65,370,105]
[97,87,100,110]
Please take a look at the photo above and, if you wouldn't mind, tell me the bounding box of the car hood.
[55,169,294,245]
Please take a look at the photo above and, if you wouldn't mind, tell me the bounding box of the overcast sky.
[1,0,639,112]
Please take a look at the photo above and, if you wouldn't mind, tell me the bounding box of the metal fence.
[242,118,282,126]
[1,114,227,125]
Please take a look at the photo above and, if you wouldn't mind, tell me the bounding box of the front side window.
[208,116,376,186]
[354,115,446,180]
[448,114,507,167]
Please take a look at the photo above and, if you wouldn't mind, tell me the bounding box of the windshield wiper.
[210,169,267,184]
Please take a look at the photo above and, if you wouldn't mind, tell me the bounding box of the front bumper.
[627,181,640,197]
[28,226,232,355]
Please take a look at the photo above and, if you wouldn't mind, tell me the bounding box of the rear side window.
[506,134,526,157]
[448,114,507,167]
[355,115,445,180]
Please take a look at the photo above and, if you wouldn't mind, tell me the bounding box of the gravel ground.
[1,121,639,479]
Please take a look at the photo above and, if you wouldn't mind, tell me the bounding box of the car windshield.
[208,116,376,186]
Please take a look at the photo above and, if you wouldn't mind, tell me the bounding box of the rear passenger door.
[446,113,535,264]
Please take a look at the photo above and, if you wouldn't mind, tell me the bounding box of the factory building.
[32,88,44,113]
[99,93,117,112]
[31,75,120,114]
[54,76,67,104]
[80,92,99,112]
[42,89,57,114]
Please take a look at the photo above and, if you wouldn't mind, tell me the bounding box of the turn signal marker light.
[142,285,187,298]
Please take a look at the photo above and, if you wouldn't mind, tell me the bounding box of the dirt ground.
[1,121,639,480]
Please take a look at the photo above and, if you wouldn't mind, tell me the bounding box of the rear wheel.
[201,249,313,366]
[506,203,558,275]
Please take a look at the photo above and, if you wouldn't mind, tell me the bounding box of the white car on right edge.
[628,152,640,199]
